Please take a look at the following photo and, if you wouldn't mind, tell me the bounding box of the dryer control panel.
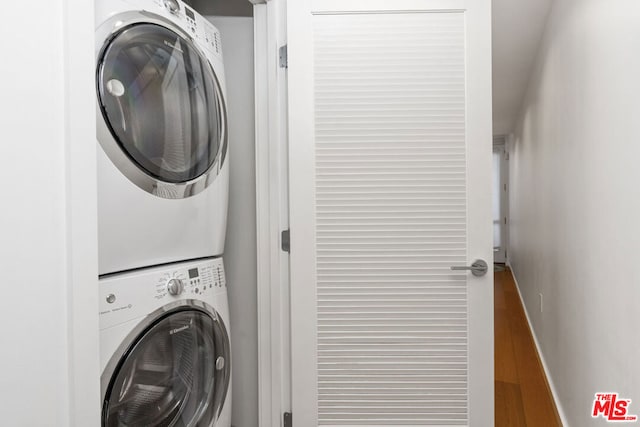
[144,0,223,57]
[99,257,227,330]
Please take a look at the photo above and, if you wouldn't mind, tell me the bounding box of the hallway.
[495,269,561,426]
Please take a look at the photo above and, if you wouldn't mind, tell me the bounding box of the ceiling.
[492,0,554,135]
[189,0,552,135]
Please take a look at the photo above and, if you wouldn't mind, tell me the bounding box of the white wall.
[1,4,69,421]
[0,0,100,425]
[509,1,640,425]
[209,17,259,427]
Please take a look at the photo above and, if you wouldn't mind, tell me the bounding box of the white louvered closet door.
[288,1,493,425]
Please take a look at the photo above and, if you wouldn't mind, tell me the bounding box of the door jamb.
[252,1,291,425]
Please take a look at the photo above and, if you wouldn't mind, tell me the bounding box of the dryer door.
[102,307,230,427]
[97,22,226,198]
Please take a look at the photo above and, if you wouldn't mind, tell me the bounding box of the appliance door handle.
[450,259,488,277]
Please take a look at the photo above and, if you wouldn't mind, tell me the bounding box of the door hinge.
[279,45,288,68]
[505,152,510,161]
[281,229,290,253]
[504,183,507,192]
[504,217,508,225]
[284,412,292,427]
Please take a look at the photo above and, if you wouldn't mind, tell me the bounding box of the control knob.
[167,278,184,296]
[164,0,180,14]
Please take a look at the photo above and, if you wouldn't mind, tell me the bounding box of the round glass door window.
[102,309,230,427]
[97,23,225,184]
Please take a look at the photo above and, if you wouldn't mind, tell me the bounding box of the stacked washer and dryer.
[95,0,232,425]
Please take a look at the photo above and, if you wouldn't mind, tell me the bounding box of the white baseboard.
[506,263,570,427]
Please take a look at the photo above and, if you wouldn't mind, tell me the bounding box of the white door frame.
[252,1,291,426]
[252,0,494,425]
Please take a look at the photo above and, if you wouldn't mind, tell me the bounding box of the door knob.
[450,259,488,277]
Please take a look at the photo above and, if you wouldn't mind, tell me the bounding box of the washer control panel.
[99,258,227,330]
[154,262,226,300]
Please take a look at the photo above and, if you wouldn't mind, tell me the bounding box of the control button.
[167,278,184,296]
[164,0,180,14]
[195,288,199,294]
[106,294,116,304]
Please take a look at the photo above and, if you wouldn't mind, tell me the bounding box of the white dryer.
[99,258,231,427]
[95,0,229,275]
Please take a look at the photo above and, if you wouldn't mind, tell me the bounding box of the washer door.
[97,22,226,197]
[102,307,230,427]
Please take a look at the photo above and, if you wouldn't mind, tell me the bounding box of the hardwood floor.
[494,268,562,426]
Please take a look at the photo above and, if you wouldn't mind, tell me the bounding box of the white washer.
[95,0,229,275]
[100,258,231,427]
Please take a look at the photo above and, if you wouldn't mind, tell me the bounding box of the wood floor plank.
[495,306,519,383]
[494,268,507,311]
[494,269,562,427]
[495,380,527,427]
